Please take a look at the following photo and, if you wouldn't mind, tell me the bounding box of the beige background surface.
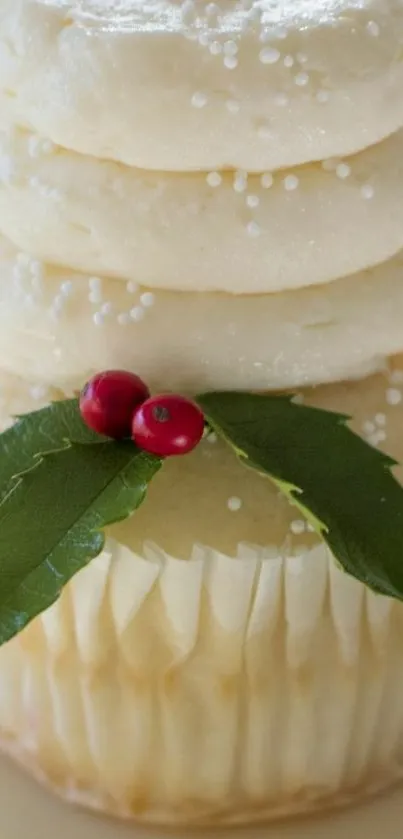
[0,754,402,839]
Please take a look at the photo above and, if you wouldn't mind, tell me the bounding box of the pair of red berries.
[79,370,205,457]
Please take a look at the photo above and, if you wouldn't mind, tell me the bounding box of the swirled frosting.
[0,0,402,391]
[0,1,402,171]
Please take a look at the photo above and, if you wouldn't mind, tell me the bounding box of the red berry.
[132,394,205,457]
[80,370,150,439]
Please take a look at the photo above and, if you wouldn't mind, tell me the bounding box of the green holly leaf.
[3,386,403,646]
[0,400,161,645]
[0,398,100,501]
[197,391,403,601]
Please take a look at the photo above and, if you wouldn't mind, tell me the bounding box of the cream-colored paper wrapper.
[0,539,403,825]
[0,366,403,824]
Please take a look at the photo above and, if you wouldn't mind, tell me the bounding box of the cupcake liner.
[1,537,403,824]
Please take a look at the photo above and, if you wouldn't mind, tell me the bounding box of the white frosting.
[0,0,402,171]
[1,125,403,292]
[0,1,402,390]
[1,236,403,394]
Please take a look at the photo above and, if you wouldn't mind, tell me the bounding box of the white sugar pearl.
[261,172,274,189]
[386,388,402,406]
[100,301,113,316]
[224,55,238,69]
[290,519,305,535]
[191,91,207,108]
[247,220,261,238]
[127,281,139,294]
[130,306,145,322]
[259,47,280,64]
[362,421,376,435]
[30,385,48,401]
[93,312,104,326]
[283,55,294,67]
[246,194,260,208]
[227,496,242,511]
[375,413,386,426]
[233,171,248,193]
[283,174,299,191]
[336,162,351,179]
[206,171,222,187]
[295,72,309,86]
[234,181,247,193]
[140,292,156,308]
[361,183,375,199]
[366,20,380,36]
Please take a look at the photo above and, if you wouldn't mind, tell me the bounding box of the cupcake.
[0,0,403,827]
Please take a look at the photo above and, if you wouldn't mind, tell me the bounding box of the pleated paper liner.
[0,538,403,824]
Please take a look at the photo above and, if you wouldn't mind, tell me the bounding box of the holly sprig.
[1,390,403,646]
[0,399,161,644]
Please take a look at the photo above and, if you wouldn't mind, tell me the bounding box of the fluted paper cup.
[0,536,403,825]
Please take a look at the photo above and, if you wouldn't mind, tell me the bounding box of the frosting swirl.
[1,0,402,171]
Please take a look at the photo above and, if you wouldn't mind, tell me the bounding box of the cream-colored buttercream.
[1,237,403,393]
[0,1,402,172]
[0,125,403,292]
